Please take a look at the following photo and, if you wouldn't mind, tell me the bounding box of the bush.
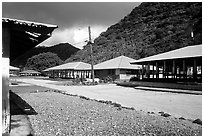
[129,76,140,82]
[72,77,81,84]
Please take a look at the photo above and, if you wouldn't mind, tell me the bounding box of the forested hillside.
[11,43,80,67]
[66,2,202,64]
[25,52,64,72]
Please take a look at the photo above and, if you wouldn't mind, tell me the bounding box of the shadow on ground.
[10,90,38,115]
[9,91,36,135]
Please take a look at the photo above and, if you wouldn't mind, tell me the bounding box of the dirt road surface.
[16,78,202,120]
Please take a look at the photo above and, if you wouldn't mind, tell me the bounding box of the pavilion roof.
[131,45,202,64]
[19,70,41,74]
[44,62,91,71]
[9,65,19,70]
[94,55,141,70]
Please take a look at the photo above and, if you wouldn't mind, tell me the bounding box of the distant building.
[94,55,141,81]
[131,45,202,83]
[44,62,92,79]
[9,66,19,76]
[19,70,41,76]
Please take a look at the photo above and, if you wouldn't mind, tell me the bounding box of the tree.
[25,52,64,71]
[65,2,201,64]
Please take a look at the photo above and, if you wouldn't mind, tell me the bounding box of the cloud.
[3,2,141,48]
[38,28,74,46]
[2,2,140,28]
[39,25,108,49]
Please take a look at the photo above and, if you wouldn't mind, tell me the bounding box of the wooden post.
[193,58,197,81]
[69,70,71,78]
[152,64,154,79]
[65,70,67,78]
[141,64,144,79]
[156,62,159,79]
[183,59,186,79]
[80,71,82,78]
[172,60,176,79]
[147,63,150,79]
[163,61,166,78]
[72,70,75,78]
[82,70,85,78]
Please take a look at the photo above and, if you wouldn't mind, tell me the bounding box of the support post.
[156,62,159,79]
[147,63,150,79]
[172,60,176,79]
[152,64,154,79]
[141,64,144,79]
[193,58,197,81]
[72,70,74,78]
[65,70,67,78]
[69,70,71,78]
[183,59,186,79]
[163,61,166,78]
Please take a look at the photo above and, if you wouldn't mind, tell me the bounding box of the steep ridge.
[66,2,202,64]
[11,43,80,67]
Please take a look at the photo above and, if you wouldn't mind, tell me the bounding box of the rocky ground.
[10,85,202,136]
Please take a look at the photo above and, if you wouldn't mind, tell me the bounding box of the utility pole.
[88,26,95,84]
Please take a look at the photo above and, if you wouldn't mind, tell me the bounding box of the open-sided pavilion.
[131,45,202,83]
[44,62,92,79]
[19,70,41,76]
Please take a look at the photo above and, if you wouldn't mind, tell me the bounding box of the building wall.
[120,69,140,81]
[95,69,139,81]
[95,70,110,78]
[2,27,10,135]
[2,58,10,134]
[95,69,119,80]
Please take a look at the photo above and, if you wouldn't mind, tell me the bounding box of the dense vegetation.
[25,52,64,72]
[11,43,80,67]
[66,2,202,64]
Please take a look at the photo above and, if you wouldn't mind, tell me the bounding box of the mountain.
[65,2,202,64]
[11,43,80,67]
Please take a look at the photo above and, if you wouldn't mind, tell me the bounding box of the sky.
[2,2,141,49]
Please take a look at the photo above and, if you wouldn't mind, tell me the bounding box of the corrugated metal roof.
[3,17,58,61]
[131,45,202,64]
[45,62,91,71]
[9,66,19,70]
[94,55,141,70]
[2,18,58,28]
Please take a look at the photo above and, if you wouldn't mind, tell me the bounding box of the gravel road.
[11,86,202,136]
[16,78,202,120]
